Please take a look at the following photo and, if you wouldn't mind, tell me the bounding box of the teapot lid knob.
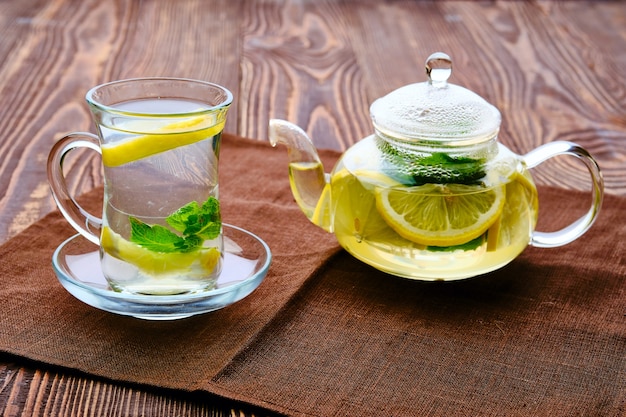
[425,52,452,87]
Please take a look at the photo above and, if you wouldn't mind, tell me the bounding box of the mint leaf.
[166,196,221,240]
[166,201,201,233]
[376,138,486,185]
[173,234,203,253]
[411,152,485,186]
[195,197,221,239]
[129,196,221,254]
[130,217,186,253]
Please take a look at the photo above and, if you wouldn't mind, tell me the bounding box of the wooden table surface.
[1,1,624,415]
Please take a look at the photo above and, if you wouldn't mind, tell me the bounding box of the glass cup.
[47,78,233,295]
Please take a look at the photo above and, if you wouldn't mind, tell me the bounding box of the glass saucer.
[52,224,271,320]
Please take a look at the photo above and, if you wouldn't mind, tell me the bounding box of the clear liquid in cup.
[98,98,224,295]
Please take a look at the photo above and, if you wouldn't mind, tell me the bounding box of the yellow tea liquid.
[289,158,538,280]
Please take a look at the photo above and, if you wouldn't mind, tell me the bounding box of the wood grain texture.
[0,357,266,416]
[0,1,624,415]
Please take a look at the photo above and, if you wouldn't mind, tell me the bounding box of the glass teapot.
[270,52,603,281]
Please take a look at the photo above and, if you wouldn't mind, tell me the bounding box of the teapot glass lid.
[370,52,501,145]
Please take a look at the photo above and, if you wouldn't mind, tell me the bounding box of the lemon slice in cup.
[375,183,505,247]
[101,117,225,167]
[101,226,220,275]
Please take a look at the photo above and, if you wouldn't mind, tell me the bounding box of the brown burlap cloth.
[0,134,624,416]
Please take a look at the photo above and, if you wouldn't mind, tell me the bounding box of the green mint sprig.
[376,138,486,185]
[129,196,221,253]
[409,152,486,185]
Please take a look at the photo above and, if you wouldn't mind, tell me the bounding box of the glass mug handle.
[47,133,102,245]
[522,141,604,248]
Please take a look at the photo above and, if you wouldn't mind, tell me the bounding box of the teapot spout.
[269,119,332,232]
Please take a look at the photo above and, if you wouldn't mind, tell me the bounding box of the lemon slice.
[101,117,225,167]
[487,172,537,251]
[375,183,505,247]
[101,226,220,275]
[311,168,402,233]
[311,182,332,231]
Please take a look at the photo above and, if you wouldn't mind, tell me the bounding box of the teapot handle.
[522,141,604,248]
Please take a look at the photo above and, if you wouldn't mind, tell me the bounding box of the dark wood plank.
[0,356,271,416]
[238,0,373,149]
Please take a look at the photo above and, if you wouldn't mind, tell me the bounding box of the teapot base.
[338,234,528,281]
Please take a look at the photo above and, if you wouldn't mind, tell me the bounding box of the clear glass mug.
[47,78,233,295]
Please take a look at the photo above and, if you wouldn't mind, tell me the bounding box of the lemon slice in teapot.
[375,183,505,247]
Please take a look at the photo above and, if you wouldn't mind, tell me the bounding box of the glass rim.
[85,77,233,118]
